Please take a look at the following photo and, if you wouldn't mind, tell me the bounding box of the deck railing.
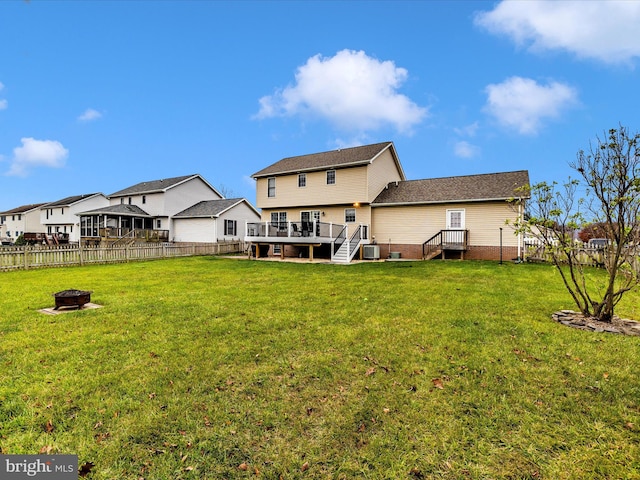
[246,221,342,240]
[80,227,169,242]
[423,229,469,259]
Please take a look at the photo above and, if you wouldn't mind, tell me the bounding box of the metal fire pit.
[53,289,92,310]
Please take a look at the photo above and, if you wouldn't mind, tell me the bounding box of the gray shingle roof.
[173,198,244,218]
[372,170,530,205]
[45,193,102,207]
[109,174,199,197]
[77,204,151,217]
[0,203,48,215]
[252,142,396,178]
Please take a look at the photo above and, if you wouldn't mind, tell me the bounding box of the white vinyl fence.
[0,241,246,271]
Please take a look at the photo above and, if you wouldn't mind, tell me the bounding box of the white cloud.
[7,137,69,177]
[254,49,428,134]
[483,76,578,135]
[475,0,640,64]
[454,121,479,137]
[454,141,480,159]
[78,108,102,122]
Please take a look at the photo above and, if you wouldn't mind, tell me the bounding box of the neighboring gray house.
[172,198,261,243]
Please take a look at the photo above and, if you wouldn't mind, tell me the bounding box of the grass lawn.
[1,257,639,479]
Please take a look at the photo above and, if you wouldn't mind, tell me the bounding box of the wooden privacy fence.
[0,241,246,271]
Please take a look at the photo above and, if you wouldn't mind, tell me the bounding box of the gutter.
[371,197,517,207]
[252,160,372,179]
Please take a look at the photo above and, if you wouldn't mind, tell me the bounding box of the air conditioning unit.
[363,244,380,260]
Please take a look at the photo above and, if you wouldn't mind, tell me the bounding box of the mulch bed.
[553,310,640,336]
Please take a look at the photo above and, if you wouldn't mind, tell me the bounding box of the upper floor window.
[327,170,336,185]
[345,208,356,223]
[128,197,132,205]
[267,177,276,197]
[120,198,124,204]
[142,195,146,204]
[298,173,306,188]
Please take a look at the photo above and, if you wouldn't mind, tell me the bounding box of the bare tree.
[512,125,640,322]
[216,184,236,199]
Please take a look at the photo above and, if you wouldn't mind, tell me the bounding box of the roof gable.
[77,204,152,217]
[372,170,530,205]
[109,174,219,197]
[0,203,48,215]
[173,198,256,218]
[252,142,402,178]
[45,193,103,208]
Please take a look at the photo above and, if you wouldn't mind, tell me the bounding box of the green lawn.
[1,257,639,479]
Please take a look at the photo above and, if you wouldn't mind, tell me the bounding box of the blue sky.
[1,0,639,212]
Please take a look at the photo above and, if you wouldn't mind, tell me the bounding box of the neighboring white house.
[2,174,261,246]
[172,198,261,243]
[0,203,48,243]
[78,174,259,244]
[40,193,109,243]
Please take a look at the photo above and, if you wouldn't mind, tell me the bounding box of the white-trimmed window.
[267,177,276,197]
[224,219,237,236]
[326,170,336,185]
[156,219,162,229]
[446,209,465,229]
[270,211,287,230]
[345,208,356,223]
[298,173,306,188]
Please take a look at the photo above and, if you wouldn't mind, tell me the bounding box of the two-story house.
[0,203,48,244]
[246,142,529,262]
[249,142,403,261]
[40,194,109,243]
[78,174,260,244]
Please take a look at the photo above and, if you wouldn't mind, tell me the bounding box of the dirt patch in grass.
[553,310,640,336]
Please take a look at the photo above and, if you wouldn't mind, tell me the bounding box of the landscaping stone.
[552,310,640,336]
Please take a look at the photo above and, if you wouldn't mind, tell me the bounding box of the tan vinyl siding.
[256,165,369,209]
[261,205,371,227]
[366,149,403,202]
[372,201,521,246]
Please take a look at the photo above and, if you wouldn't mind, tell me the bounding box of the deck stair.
[332,226,364,263]
[109,230,137,247]
[423,229,469,260]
